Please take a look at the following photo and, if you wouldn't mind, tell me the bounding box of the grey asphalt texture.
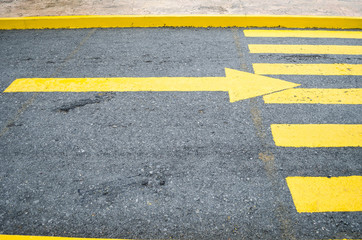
[0,28,361,240]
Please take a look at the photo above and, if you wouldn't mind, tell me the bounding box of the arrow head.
[225,68,300,103]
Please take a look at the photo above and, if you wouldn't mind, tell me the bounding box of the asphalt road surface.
[0,28,361,239]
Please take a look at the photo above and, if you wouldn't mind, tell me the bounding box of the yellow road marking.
[0,235,129,240]
[286,176,362,213]
[244,30,362,39]
[264,88,362,104]
[271,124,362,147]
[253,63,362,75]
[0,16,361,30]
[248,44,362,55]
[3,68,300,103]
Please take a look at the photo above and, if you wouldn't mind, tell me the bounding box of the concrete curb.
[0,15,361,30]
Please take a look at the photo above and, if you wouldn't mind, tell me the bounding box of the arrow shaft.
[4,77,229,92]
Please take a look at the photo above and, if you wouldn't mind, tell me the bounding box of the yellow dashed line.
[286,176,362,213]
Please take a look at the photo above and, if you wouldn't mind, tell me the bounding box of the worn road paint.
[244,30,362,39]
[233,28,297,240]
[253,63,362,75]
[271,124,362,147]
[3,68,300,103]
[248,44,362,55]
[286,176,362,213]
[0,235,130,240]
[0,16,361,30]
[263,88,362,104]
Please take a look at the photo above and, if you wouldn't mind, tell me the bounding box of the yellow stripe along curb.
[0,15,361,30]
[286,176,362,212]
[0,235,130,240]
[271,124,362,147]
[0,235,359,240]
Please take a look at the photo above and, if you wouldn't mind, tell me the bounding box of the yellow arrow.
[4,68,300,102]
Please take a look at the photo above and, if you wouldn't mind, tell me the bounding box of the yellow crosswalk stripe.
[247,28,362,219]
[271,124,362,147]
[253,63,362,75]
[244,30,362,39]
[263,88,362,104]
[286,176,362,213]
[248,44,362,55]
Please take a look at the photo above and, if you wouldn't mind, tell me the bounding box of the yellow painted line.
[0,15,361,30]
[0,235,130,240]
[264,88,362,104]
[286,176,362,213]
[253,63,362,75]
[271,124,362,147]
[3,68,300,103]
[244,29,362,38]
[248,44,362,55]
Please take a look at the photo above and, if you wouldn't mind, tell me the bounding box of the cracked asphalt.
[0,28,361,239]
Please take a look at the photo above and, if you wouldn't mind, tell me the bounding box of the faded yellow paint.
[3,68,300,103]
[244,29,362,38]
[248,44,362,55]
[0,15,361,30]
[271,124,362,147]
[0,235,129,240]
[253,63,362,75]
[286,176,362,212]
[264,88,362,104]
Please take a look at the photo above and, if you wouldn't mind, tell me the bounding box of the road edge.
[0,15,361,30]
